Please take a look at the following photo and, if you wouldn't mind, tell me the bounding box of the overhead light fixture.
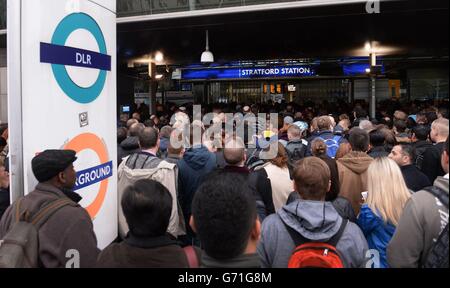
[365,42,372,52]
[155,51,164,63]
[201,30,214,63]
[155,74,164,80]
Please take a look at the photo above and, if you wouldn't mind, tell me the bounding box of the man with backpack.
[118,127,185,240]
[306,116,344,158]
[284,125,307,176]
[0,150,99,268]
[387,137,449,268]
[257,157,368,268]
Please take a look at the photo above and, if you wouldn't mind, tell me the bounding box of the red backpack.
[283,219,348,268]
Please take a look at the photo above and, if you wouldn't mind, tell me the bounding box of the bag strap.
[183,246,199,268]
[327,219,348,247]
[282,218,348,248]
[30,198,77,229]
[423,186,449,209]
[332,135,343,143]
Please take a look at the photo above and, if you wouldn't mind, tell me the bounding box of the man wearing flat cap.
[0,150,100,268]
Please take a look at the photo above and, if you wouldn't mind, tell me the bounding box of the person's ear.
[293,181,298,193]
[251,218,261,241]
[189,215,197,233]
[57,171,66,184]
[327,180,331,193]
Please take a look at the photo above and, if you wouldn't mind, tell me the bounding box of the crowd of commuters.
[0,98,448,268]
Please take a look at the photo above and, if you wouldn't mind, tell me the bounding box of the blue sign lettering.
[182,66,314,80]
[40,42,111,71]
[74,161,113,191]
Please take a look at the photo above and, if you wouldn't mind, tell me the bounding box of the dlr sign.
[76,52,92,65]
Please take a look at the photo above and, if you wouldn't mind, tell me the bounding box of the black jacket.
[0,187,9,220]
[420,142,446,183]
[118,137,141,166]
[96,234,201,268]
[400,165,432,192]
[368,146,390,158]
[317,155,340,201]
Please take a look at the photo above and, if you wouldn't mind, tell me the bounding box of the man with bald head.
[420,118,449,182]
[223,138,249,175]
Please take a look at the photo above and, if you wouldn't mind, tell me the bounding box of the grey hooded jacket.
[257,200,369,268]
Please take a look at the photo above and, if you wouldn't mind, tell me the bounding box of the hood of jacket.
[278,200,343,242]
[338,151,373,175]
[183,145,215,170]
[120,136,140,151]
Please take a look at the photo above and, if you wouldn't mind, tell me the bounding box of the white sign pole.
[7,0,25,203]
[8,0,117,249]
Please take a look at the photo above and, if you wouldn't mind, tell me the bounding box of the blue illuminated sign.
[182,66,314,80]
[40,13,111,104]
[342,63,385,76]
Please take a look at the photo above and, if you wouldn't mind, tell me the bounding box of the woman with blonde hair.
[357,157,411,268]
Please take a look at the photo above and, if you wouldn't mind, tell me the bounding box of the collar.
[124,233,177,249]
[36,183,83,203]
[36,183,82,203]
[141,150,158,157]
[167,154,182,160]
[444,174,449,180]
[201,253,261,268]
[224,165,250,174]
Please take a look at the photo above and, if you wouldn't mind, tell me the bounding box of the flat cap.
[31,150,77,183]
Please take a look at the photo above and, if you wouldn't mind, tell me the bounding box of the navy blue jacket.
[178,146,216,219]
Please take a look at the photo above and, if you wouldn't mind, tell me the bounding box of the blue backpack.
[318,135,342,158]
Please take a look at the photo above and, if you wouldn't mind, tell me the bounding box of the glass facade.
[0,0,320,29]
[0,0,5,30]
[117,0,306,18]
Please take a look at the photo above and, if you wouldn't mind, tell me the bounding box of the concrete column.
[370,76,376,119]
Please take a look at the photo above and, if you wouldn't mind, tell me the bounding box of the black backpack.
[287,145,307,162]
[422,186,449,268]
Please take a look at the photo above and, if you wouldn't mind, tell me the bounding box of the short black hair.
[349,128,370,152]
[394,119,407,133]
[353,106,368,119]
[445,137,449,155]
[121,179,172,237]
[413,125,430,141]
[399,143,415,161]
[426,111,438,124]
[192,172,256,260]
[117,127,127,144]
[439,106,449,119]
[369,129,385,147]
[139,127,159,149]
[144,119,155,128]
